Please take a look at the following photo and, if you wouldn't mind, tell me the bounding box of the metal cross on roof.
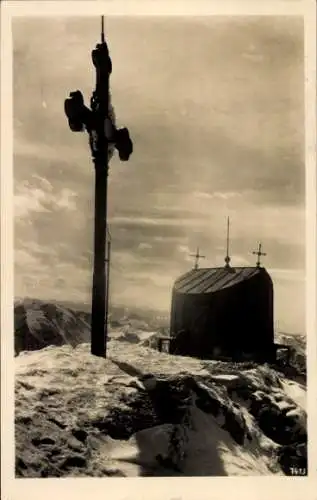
[190,247,205,270]
[252,242,267,267]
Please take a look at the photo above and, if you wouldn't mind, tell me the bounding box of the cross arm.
[64,90,94,132]
[64,89,133,161]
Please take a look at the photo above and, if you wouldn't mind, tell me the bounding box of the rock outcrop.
[15,342,307,477]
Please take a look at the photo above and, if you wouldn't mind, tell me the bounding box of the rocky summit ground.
[15,333,307,477]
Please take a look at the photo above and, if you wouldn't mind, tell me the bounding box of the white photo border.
[1,1,316,499]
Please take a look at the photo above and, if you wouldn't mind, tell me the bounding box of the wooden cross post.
[64,16,133,358]
[252,242,267,268]
[105,225,111,340]
[190,247,205,270]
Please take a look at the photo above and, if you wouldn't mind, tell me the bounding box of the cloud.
[138,242,153,250]
[178,245,191,255]
[13,16,304,205]
[14,249,41,268]
[193,191,243,201]
[15,188,50,217]
[269,268,305,282]
[15,181,78,217]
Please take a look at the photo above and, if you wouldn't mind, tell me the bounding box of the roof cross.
[252,242,266,267]
[190,247,205,270]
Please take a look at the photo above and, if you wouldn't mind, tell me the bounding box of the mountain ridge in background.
[14,297,305,357]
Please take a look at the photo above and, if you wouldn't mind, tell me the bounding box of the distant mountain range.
[14,297,305,358]
[14,298,170,355]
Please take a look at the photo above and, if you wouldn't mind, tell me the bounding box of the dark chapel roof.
[173,266,268,295]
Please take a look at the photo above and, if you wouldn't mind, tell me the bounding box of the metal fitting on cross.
[92,43,112,75]
[64,90,94,133]
[115,127,133,161]
[64,90,86,132]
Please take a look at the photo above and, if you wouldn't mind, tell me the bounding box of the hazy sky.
[13,16,305,333]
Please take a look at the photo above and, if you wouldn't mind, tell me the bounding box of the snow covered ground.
[15,345,307,476]
[282,379,306,410]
